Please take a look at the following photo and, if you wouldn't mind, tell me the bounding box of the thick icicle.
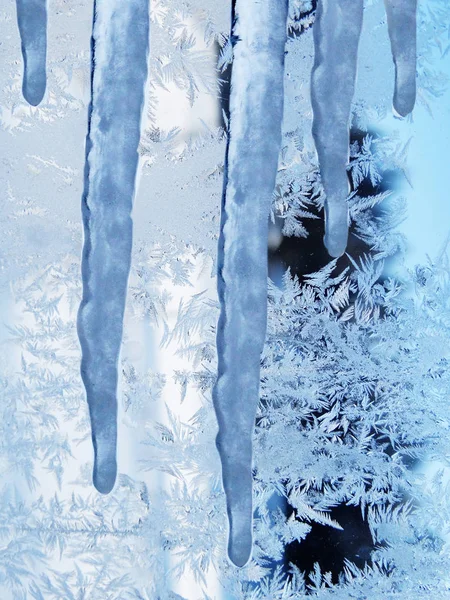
[77,0,149,495]
[15,0,47,106]
[384,0,417,117]
[311,0,363,258]
[213,0,288,567]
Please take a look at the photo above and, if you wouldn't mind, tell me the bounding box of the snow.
[77,0,150,494]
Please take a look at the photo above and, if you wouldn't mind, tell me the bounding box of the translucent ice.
[311,0,417,257]
[16,0,47,106]
[77,0,150,494]
[213,0,288,567]
[384,0,417,117]
[311,0,364,258]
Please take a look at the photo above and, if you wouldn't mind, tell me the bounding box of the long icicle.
[384,0,417,117]
[77,0,150,494]
[15,0,47,106]
[213,0,288,567]
[311,0,364,258]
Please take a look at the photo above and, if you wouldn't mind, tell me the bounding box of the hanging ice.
[311,0,364,258]
[384,0,417,117]
[311,0,417,258]
[77,0,150,495]
[15,0,47,106]
[213,0,288,567]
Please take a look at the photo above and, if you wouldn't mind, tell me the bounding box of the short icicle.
[77,0,150,494]
[384,0,417,117]
[311,0,364,258]
[213,0,288,567]
[15,0,47,106]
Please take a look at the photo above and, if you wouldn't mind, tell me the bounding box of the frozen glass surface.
[1,0,450,597]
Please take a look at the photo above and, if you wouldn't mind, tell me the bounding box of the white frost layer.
[213,0,288,568]
[77,0,150,495]
[311,0,364,258]
[16,0,47,106]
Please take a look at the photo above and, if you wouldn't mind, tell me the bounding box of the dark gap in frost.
[215,40,232,129]
[348,127,402,201]
[284,504,374,585]
[268,212,331,280]
[216,0,235,129]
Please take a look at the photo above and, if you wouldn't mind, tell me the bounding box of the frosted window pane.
[0,0,449,597]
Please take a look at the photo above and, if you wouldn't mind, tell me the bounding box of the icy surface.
[77,0,150,494]
[311,0,364,258]
[15,0,47,106]
[311,0,417,258]
[384,0,417,117]
[213,0,288,567]
[2,0,450,596]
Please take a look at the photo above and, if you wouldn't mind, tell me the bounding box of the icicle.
[213,0,288,567]
[311,0,364,258]
[384,0,417,117]
[77,0,150,495]
[15,0,47,106]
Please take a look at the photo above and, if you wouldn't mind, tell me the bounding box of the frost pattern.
[77,0,150,494]
[311,0,364,258]
[213,0,288,567]
[1,0,450,597]
[15,0,47,106]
